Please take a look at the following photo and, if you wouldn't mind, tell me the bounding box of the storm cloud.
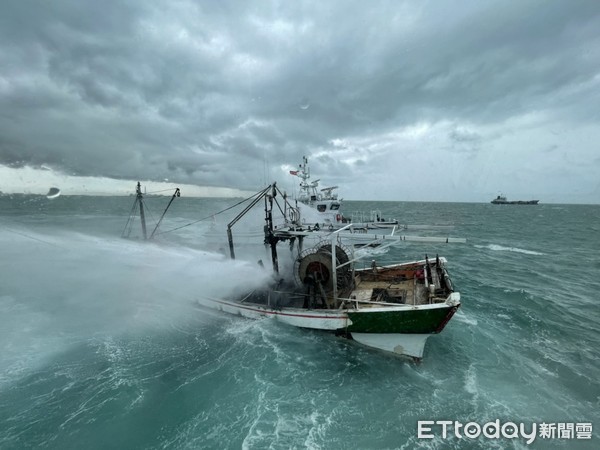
[1,0,599,201]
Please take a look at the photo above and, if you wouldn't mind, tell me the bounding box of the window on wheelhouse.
[330,203,340,210]
[317,204,326,212]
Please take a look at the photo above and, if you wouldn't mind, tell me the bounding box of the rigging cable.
[121,192,166,238]
[141,199,157,228]
[0,220,63,248]
[154,186,272,236]
[144,188,178,194]
[121,197,140,238]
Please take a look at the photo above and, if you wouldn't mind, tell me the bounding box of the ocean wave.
[464,364,480,412]
[454,311,478,326]
[475,244,544,255]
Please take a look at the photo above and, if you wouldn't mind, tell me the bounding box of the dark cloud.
[1,0,599,201]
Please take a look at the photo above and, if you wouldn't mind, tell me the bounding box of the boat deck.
[351,262,451,307]
[351,279,446,307]
[239,260,453,311]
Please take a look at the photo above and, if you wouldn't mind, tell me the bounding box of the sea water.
[0,195,598,449]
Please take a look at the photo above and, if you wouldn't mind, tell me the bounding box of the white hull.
[351,333,430,359]
[198,296,350,331]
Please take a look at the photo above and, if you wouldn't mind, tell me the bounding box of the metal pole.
[227,226,235,259]
[136,182,147,240]
[332,235,337,301]
[267,194,279,274]
[150,188,180,239]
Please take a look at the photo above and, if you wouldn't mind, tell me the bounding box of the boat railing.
[351,211,366,223]
[370,210,382,222]
[341,297,406,308]
[267,289,410,309]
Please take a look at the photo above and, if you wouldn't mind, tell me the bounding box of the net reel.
[293,241,354,294]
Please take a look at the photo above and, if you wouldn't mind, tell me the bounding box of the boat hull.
[346,304,459,334]
[350,333,431,359]
[198,296,350,330]
[196,296,459,359]
[491,200,539,204]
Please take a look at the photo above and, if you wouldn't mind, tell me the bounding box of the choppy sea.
[0,194,598,449]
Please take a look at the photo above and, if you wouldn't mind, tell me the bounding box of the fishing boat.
[491,195,539,205]
[124,182,464,359]
[209,183,464,359]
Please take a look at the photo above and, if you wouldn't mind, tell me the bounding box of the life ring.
[336,214,341,221]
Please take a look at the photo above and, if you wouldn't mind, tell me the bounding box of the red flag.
[289,170,298,175]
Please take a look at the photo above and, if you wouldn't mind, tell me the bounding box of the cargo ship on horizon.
[491,195,539,205]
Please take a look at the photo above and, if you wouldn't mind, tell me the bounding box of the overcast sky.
[1,0,599,202]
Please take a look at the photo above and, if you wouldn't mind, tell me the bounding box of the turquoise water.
[0,195,598,449]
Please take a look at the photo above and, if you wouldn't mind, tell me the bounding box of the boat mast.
[136,181,147,240]
[265,184,279,274]
[122,183,182,240]
[297,156,316,202]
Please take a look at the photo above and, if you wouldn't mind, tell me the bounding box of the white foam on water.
[454,310,478,326]
[304,409,331,450]
[241,388,276,450]
[475,244,544,255]
[354,245,390,259]
[464,363,480,410]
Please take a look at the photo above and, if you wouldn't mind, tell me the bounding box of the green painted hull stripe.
[346,306,459,334]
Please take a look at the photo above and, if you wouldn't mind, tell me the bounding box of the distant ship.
[491,195,539,205]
